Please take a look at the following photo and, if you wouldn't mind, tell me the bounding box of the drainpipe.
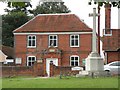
[98,5,100,54]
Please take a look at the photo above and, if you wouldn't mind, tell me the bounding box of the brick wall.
[0,62,80,77]
[103,29,119,51]
[1,62,45,77]
[14,35,27,66]
[50,62,79,77]
[1,66,33,77]
[14,34,92,67]
[106,52,119,63]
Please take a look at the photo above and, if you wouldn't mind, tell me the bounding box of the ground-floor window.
[27,56,36,66]
[70,55,79,66]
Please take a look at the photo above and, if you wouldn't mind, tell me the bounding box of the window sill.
[70,46,79,48]
[27,46,36,48]
[104,34,112,36]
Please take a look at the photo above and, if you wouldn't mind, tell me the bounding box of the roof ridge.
[37,13,74,16]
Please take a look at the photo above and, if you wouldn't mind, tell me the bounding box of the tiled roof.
[13,14,92,33]
[1,45,14,58]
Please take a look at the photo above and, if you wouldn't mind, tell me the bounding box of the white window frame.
[70,55,79,66]
[49,35,58,47]
[15,58,22,64]
[103,29,112,36]
[70,35,79,47]
[27,35,36,48]
[27,56,36,66]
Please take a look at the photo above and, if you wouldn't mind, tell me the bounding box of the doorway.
[46,58,58,77]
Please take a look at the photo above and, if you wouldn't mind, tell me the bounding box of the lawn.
[2,76,119,88]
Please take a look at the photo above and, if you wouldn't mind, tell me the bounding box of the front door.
[46,58,58,77]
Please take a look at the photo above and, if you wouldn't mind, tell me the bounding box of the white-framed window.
[49,35,58,47]
[70,35,79,47]
[27,35,36,48]
[70,55,79,66]
[15,58,22,64]
[103,29,112,36]
[27,56,36,66]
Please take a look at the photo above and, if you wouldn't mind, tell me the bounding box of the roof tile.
[13,14,92,33]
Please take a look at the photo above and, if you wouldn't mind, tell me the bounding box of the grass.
[2,76,119,88]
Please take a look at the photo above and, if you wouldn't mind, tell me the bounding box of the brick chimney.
[104,3,111,34]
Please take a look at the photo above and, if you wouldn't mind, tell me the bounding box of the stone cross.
[89,8,100,52]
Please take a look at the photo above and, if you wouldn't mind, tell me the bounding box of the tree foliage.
[0,0,31,7]
[0,1,32,47]
[2,12,31,47]
[31,2,71,16]
[88,0,120,8]
[5,2,32,14]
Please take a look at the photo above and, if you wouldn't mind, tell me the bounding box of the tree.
[0,1,32,47]
[31,2,71,16]
[88,0,120,8]
[2,12,31,47]
[5,2,32,14]
[0,1,32,14]
[0,0,32,7]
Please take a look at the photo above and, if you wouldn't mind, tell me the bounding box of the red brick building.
[13,14,92,76]
[103,4,120,63]
[103,29,120,63]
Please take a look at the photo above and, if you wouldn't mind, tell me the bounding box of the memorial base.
[85,52,104,72]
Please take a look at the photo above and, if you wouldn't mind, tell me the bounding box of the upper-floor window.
[70,55,79,66]
[103,29,112,36]
[27,56,36,66]
[70,35,79,47]
[27,35,36,48]
[49,35,58,47]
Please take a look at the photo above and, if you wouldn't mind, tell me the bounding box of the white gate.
[46,58,58,77]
